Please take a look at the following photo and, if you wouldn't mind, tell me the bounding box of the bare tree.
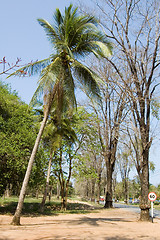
[85,60,127,208]
[90,0,160,220]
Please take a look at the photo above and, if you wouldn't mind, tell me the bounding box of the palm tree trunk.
[11,113,48,225]
[11,84,57,225]
[40,151,53,212]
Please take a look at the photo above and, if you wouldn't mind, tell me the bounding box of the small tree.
[117,150,133,204]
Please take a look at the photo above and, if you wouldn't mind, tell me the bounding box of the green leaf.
[92,41,112,57]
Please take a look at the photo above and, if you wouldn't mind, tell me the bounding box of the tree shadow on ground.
[66,202,102,211]
[103,238,136,240]
[24,215,133,227]
[0,201,102,217]
[0,238,14,240]
[67,216,133,227]
[35,235,138,240]
[0,201,59,216]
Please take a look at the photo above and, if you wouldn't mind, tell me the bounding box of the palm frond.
[72,60,101,101]
[30,56,61,106]
[37,19,59,45]
[54,8,63,26]
[73,30,112,58]
[7,58,51,78]
[66,21,98,49]
[40,55,61,80]
[52,69,77,119]
[91,40,113,57]
[62,66,77,111]
[30,72,56,107]
[65,4,74,19]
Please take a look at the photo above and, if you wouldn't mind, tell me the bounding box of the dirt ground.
[0,207,160,240]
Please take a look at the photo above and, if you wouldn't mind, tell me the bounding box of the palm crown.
[8,4,112,111]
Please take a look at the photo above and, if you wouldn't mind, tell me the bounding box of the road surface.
[113,202,160,219]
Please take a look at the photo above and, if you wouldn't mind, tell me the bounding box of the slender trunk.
[140,150,150,221]
[65,185,69,209]
[48,186,52,202]
[40,151,53,212]
[91,179,96,202]
[5,184,12,197]
[104,161,113,208]
[97,172,102,203]
[11,114,48,225]
[36,188,39,199]
[64,153,72,209]
[58,147,66,211]
[57,182,60,199]
[58,174,65,209]
[61,181,66,210]
[86,181,89,198]
[123,178,128,204]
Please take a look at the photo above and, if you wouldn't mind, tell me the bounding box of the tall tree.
[83,60,127,208]
[85,0,160,221]
[9,4,112,225]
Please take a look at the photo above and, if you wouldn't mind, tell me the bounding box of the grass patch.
[0,196,100,216]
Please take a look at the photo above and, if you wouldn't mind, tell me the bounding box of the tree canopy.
[0,82,46,196]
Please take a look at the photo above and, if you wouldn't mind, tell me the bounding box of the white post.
[151,201,154,223]
[148,192,157,223]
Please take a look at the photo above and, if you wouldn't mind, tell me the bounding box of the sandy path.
[0,208,160,240]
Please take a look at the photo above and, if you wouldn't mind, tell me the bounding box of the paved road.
[113,202,160,219]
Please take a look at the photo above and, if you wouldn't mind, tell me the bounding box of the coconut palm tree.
[9,4,112,225]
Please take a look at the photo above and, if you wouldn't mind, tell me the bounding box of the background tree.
[53,110,86,210]
[0,81,46,196]
[39,120,61,212]
[73,108,105,201]
[117,148,133,203]
[81,59,127,208]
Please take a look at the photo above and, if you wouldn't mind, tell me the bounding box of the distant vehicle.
[129,198,133,204]
[99,196,105,201]
[133,198,140,204]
